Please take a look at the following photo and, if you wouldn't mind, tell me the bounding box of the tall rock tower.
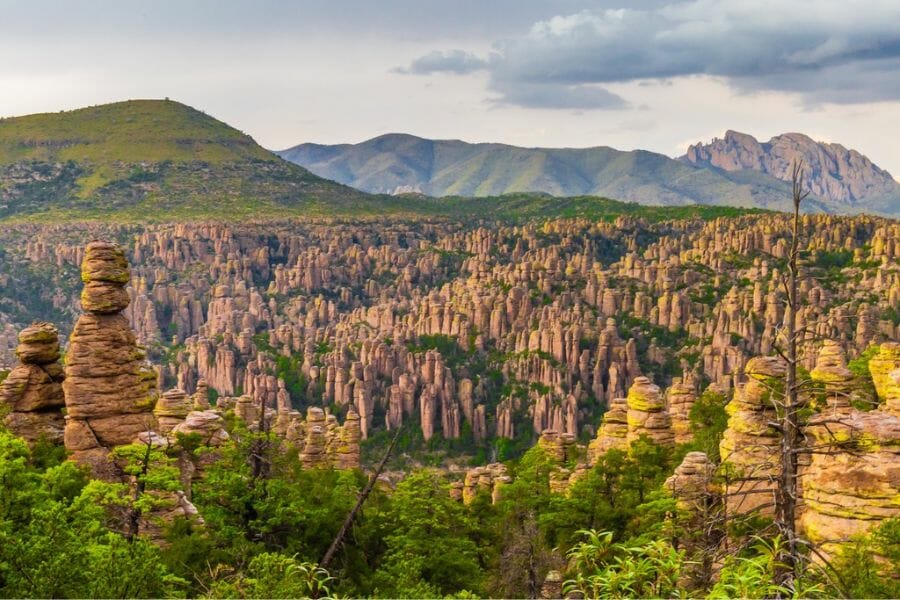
[63,241,158,478]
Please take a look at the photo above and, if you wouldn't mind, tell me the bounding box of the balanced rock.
[0,323,65,443]
[331,407,361,470]
[626,376,674,446]
[588,396,629,461]
[171,410,230,446]
[665,451,715,511]
[154,388,192,434]
[301,407,328,468]
[667,376,698,444]
[63,242,158,477]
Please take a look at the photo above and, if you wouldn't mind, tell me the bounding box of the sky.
[3,0,900,175]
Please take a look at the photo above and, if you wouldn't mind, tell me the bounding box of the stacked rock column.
[63,241,158,478]
[0,322,66,444]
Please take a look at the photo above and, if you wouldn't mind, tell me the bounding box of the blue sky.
[3,0,900,175]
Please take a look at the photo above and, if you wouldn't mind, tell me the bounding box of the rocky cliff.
[682,130,900,215]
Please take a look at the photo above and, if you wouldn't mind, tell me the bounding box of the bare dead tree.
[320,426,402,571]
[774,161,809,589]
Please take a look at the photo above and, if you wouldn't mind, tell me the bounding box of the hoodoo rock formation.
[0,322,66,443]
[63,241,159,477]
[588,396,629,459]
[719,356,786,518]
[666,451,716,512]
[626,376,674,447]
[0,206,898,560]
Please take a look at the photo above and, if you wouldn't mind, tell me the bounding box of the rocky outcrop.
[869,342,900,414]
[626,376,674,446]
[719,356,786,518]
[171,410,229,446]
[667,375,698,444]
[665,451,716,512]
[588,396,629,460]
[63,242,158,477]
[810,340,855,414]
[801,408,900,556]
[0,322,65,443]
[682,130,900,209]
[154,388,192,434]
[460,463,511,505]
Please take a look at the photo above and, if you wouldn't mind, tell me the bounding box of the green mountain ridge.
[0,99,370,221]
[277,133,845,213]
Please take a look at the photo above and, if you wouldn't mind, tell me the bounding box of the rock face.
[869,342,900,414]
[682,130,900,210]
[460,463,511,505]
[667,375,698,444]
[810,340,855,413]
[171,410,230,446]
[588,396,629,460]
[154,388,192,434]
[719,356,786,518]
[626,376,674,446]
[801,408,900,556]
[63,242,158,477]
[0,322,65,443]
[666,451,716,512]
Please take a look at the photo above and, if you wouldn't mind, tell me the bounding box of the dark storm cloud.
[400,0,900,109]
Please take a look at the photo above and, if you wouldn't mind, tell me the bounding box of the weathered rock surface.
[801,408,900,555]
[666,451,715,512]
[63,242,158,477]
[870,342,900,413]
[626,376,674,446]
[588,396,629,460]
[0,322,65,443]
[719,356,786,518]
[682,130,900,209]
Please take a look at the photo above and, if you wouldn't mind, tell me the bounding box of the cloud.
[398,50,489,75]
[491,81,627,110]
[399,0,900,109]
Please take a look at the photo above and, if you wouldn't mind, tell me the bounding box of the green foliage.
[371,470,483,598]
[708,537,827,599]
[0,431,185,598]
[685,389,729,461]
[829,519,900,599]
[563,529,685,599]
[203,553,333,599]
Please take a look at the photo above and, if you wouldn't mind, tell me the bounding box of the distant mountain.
[681,130,900,215]
[0,99,369,221]
[277,134,819,213]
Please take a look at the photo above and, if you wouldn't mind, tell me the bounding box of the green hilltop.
[0,99,372,221]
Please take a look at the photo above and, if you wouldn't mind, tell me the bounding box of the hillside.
[0,99,371,221]
[277,133,828,213]
[681,130,900,215]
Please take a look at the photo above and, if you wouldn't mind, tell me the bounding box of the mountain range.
[1,99,897,220]
[279,132,900,216]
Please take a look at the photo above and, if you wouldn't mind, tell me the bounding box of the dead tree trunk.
[320,427,401,571]
[775,161,809,588]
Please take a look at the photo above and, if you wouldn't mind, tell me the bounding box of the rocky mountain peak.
[682,130,900,208]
